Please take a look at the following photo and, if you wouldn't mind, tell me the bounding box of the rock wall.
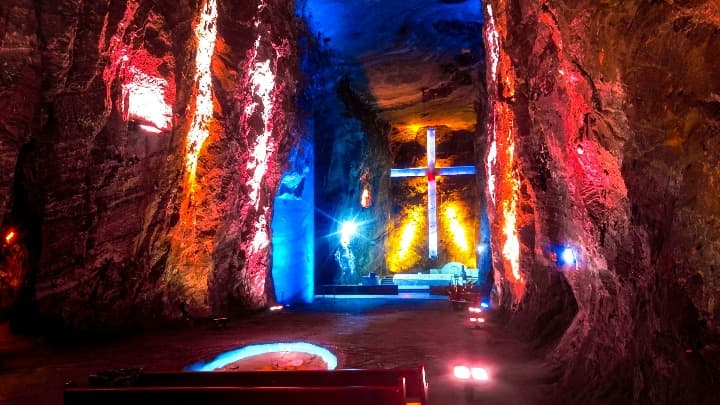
[311,48,393,283]
[483,0,720,402]
[0,0,301,331]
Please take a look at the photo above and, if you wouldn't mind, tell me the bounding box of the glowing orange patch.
[360,186,371,208]
[4,230,16,244]
[485,3,525,301]
[443,205,469,252]
[387,205,424,273]
[185,0,218,189]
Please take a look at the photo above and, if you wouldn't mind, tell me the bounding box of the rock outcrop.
[0,0,301,330]
[483,0,720,402]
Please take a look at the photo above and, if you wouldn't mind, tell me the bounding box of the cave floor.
[0,296,558,404]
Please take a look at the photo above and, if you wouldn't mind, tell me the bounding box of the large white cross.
[390,127,477,259]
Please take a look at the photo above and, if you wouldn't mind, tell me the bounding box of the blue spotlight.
[559,247,576,266]
[340,220,358,247]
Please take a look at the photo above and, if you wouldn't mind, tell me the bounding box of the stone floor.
[0,295,558,404]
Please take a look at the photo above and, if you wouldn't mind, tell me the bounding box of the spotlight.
[269,305,283,311]
[340,220,358,247]
[468,307,482,313]
[453,366,471,379]
[560,247,576,265]
[4,230,15,244]
[480,302,489,309]
[470,367,490,381]
[453,365,491,382]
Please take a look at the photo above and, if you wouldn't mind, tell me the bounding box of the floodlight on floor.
[453,365,471,379]
[470,367,490,381]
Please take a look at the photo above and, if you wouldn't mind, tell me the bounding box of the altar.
[391,266,480,290]
[392,273,455,288]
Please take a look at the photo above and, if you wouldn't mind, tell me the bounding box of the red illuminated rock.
[0,0,300,327]
[483,0,720,402]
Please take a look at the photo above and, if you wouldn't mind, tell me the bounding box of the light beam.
[185,0,218,189]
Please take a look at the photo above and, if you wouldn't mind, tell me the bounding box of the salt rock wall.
[312,57,393,284]
[0,0,300,330]
[483,0,720,403]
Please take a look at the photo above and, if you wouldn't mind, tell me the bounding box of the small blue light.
[480,302,489,309]
[560,247,576,265]
[187,342,338,371]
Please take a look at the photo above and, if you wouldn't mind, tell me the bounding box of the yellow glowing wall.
[387,193,477,273]
[440,200,476,268]
[387,204,425,273]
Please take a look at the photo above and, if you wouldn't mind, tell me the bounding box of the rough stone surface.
[483,0,720,403]
[0,0,301,329]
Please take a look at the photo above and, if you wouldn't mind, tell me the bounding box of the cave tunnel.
[0,0,719,404]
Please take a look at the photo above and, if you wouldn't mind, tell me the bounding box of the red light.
[4,230,15,244]
[453,366,471,379]
[471,367,490,381]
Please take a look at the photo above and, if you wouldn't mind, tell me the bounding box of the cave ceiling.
[303,0,484,143]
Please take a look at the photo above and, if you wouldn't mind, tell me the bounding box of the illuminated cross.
[391,127,477,259]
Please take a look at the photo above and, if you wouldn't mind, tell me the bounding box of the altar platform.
[393,273,455,287]
[316,266,484,295]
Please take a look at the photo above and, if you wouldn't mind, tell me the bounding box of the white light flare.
[185,0,218,188]
[444,206,469,252]
[138,124,163,134]
[250,210,270,254]
[454,366,471,379]
[453,365,491,382]
[486,139,497,204]
[122,67,172,131]
[471,367,490,381]
[246,44,277,209]
[398,217,418,260]
[502,136,522,282]
[485,4,500,206]
[486,4,500,84]
[340,221,358,247]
